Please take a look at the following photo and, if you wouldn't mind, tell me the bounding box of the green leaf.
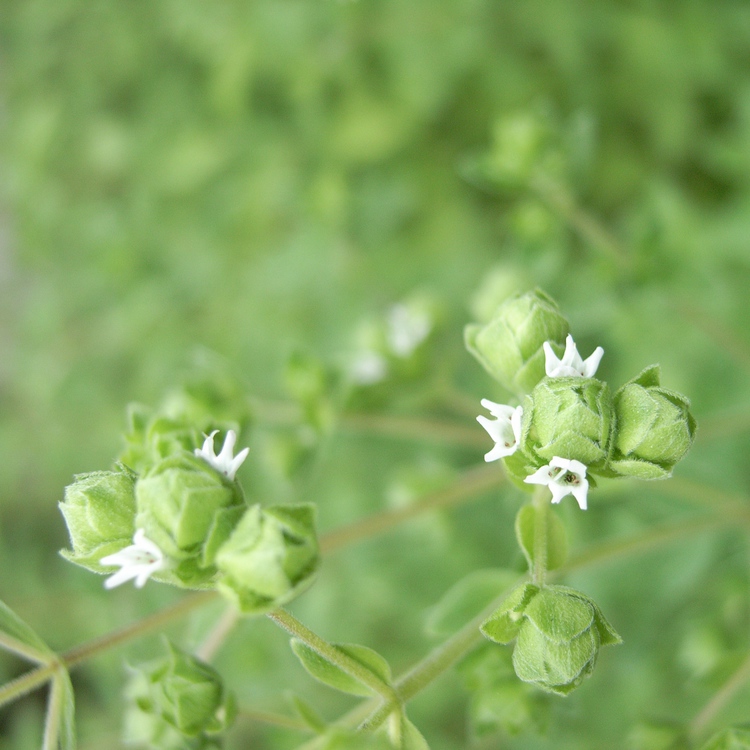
[290,694,327,734]
[290,640,392,697]
[514,505,568,573]
[425,569,519,636]
[388,712,430,750]
[480,584,539,644]
[0,598,55,664]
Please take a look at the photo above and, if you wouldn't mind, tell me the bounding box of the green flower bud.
[121,403,206,475]
[59,467,136,572]
[465,290,569,396]
[124,640,234,750]
[481,584,621,696]
[216,503,319,615]
[135,453,246,588]
[611,365,696,480]
[521,376,614,472]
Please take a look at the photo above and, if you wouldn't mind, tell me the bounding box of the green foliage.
[291,640,392,698]
[514,505,568,573]
[2,0,750,747]
[216,504,319,615]
[124,641,234,750]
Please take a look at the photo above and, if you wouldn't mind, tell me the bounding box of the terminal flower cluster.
[478,335,602,510]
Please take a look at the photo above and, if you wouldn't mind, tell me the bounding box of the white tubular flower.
[100,529,165,589]
[194,429,249,481]
[386,304,431,358]
[477,399,524,462]
[524,457,590,510]
[543,334,604,378]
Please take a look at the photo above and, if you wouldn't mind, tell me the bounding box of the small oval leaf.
[290,640,391,697]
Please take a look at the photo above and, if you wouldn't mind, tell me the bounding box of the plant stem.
[267,609,400,708]
[238,708,309,731]
[42,675,64,750]
[530,173,629,269]
[62,591,217,668]
[0,592,217,709]
[353,510,747,733]
[320,463,503,555]
[688,650,750,742]
[532,487,549,586]
[195,605,241,662]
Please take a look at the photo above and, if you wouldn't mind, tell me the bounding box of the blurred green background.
[2,0,750,748]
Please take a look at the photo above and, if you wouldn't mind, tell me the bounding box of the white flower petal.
[477,401,523,461]
[524,456,590,510]
[194,429,249,480]
[543,335,604,378]
[100,529,165,590]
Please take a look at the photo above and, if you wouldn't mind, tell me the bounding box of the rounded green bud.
[216,503,320,615]
[481,584,621,696]
[59,467,136,572]
[135,454,246,588]
[124,640,234,749]
[521,376,614,472]
[464,290,569,396]
[611,365,696,480]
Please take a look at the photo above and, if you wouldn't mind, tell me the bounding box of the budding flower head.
[124,640,235,747]
[216,503,319,615]
[521,376,614,472]
[134,453,247,589]
[611,365,696,480]
[477,400,523,462]
[465,290,569,397]
[100,529,165,589]
[543,334,604,378]
[194,429,249,481]
[481,584,621,696]
[59,467,137,573]
[525,457,589,510]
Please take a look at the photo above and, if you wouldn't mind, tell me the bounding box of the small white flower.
[100,529,165,589]
[349,351,388,385]
[524,456,590,510]
[543,334,604,378]
[386,304,431,358]
[194,429,249,481]
[477,399,524,462]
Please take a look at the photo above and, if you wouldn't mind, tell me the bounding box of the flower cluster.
[471,291,696,510]
[60,411,320,614]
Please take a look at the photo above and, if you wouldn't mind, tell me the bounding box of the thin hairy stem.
[320,463,503,555]
[350,510,749,734]
[267,609,400,708]
[688,651,750,742]
[238,708,309,731]
[530,173,629,269]
[195,605,241,663]
[62,591,217,668]
[250,396,487,448]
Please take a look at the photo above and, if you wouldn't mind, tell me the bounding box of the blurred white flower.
[194,429,249,481]
[543,334,604,378]
[100,529,165,589]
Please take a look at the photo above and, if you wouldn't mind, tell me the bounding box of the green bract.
[59,467,137,573]
[124,641,234,750]
[521,376,614,472]
[464,290,569,397]
[135,453,246,588]
[611,365,696,479]
[216,503,320,615]
[481,584,621,696]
